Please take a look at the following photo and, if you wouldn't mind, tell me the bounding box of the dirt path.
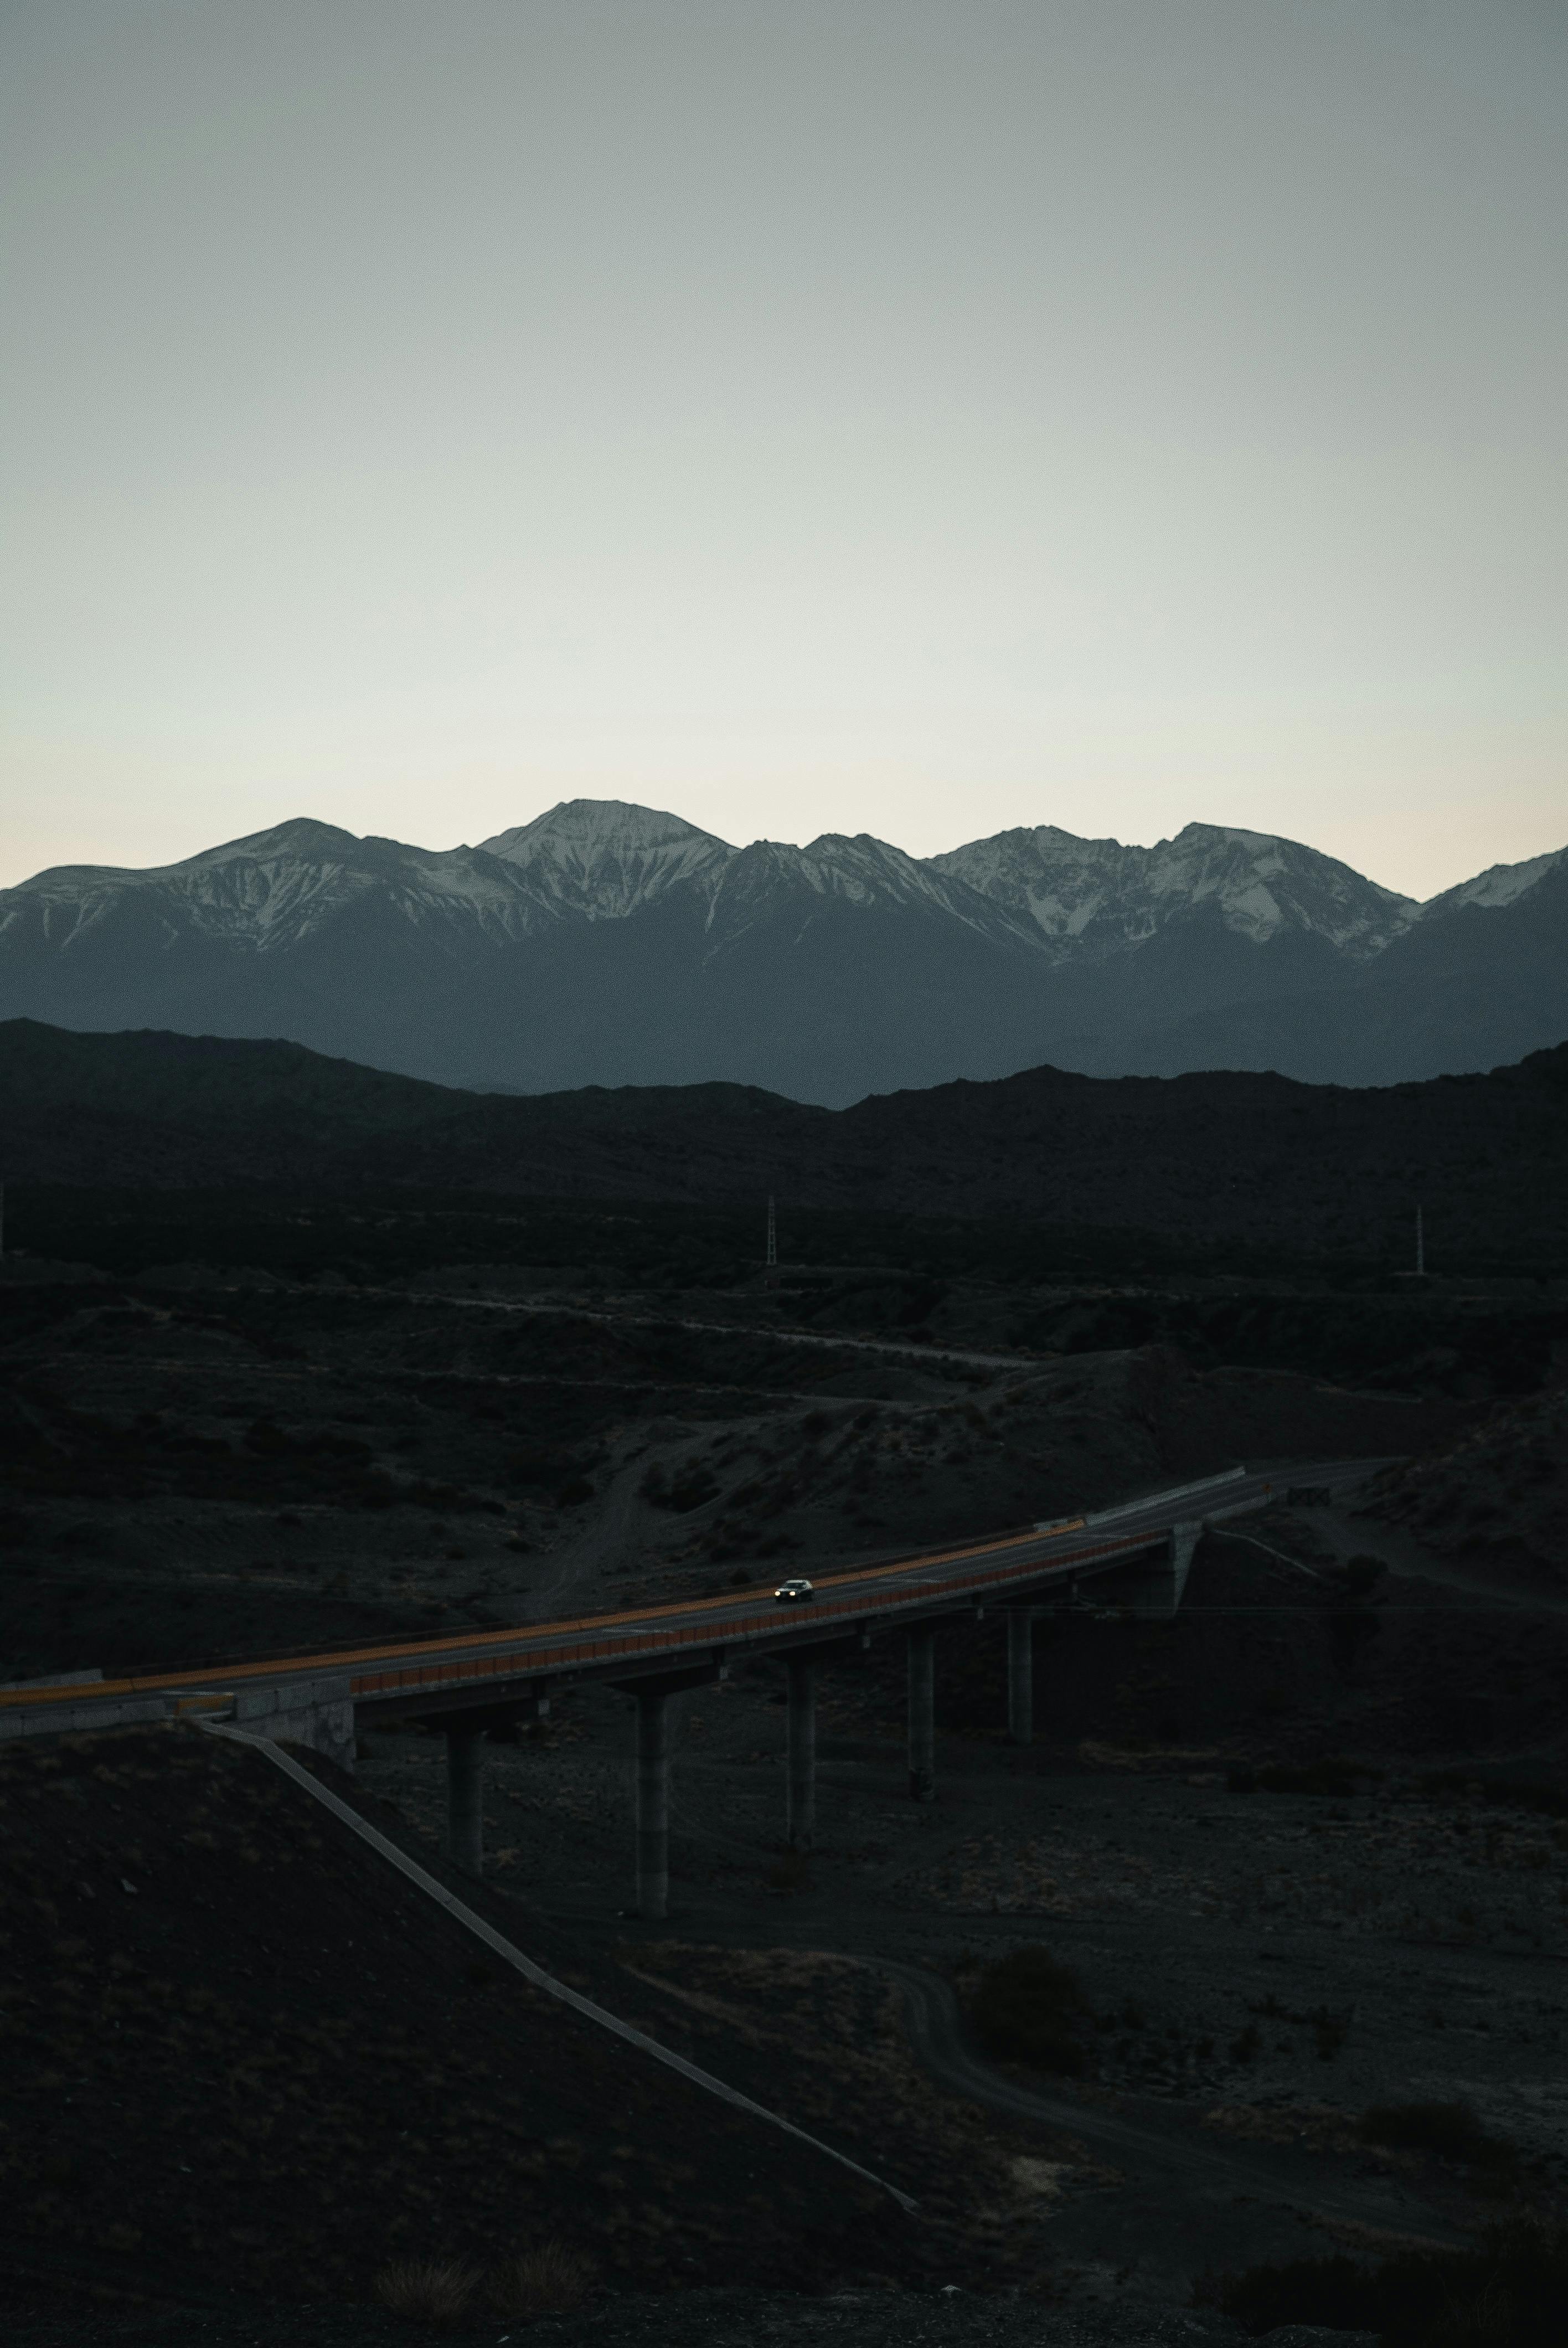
[401,1289,1031,1372]
[870,1956,1457,2241]
[523,1448,650,1621]
[652,1749,1463,2290]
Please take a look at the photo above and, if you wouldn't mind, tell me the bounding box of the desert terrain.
[3,1193,1567,2345]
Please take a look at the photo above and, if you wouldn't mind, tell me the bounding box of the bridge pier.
[611,1660,728,1920]
[445,1726,486,1879]
[412,1694,552,1883]
[786,1656,816,1849]
[635,1689,670,1919]
[907,1626,935,1801]
[1005,1606,1036,1744]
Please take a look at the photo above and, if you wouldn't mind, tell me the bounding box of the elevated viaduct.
[0,1460,1376,1917]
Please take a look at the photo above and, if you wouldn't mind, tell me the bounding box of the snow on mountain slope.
[798,832,1023,926]
[2,818,544,956]
[472,804,1033,947]
[1417,845,1567,916]
[478,800,731,920]
[930,821,1417,961]
[693,831,1032,952]
[1,804,1507,966]
[1,801,1561,1100]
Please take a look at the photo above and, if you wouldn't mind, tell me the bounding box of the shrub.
[642,1458,720,1511]
[488,2239,594,2318]
[1422,1772,1568,1822]
[373,2258,478,2328]
[1361,2101,1514,2171]
[1197,2221,1568,2345]
[1196,2251,1379,2335]
[510,1448,565,1489]
[1311,2006,1350,2061]
[968,1948,1091,2076]
[1256,1754,1381,1798]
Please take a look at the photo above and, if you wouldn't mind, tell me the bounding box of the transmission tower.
[766,1194,777,1270]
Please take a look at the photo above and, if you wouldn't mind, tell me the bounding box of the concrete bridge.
[0,1460,1377,1917]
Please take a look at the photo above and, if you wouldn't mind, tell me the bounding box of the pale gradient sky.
[2,0,1565,898]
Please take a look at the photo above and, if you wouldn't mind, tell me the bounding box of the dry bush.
[488,2238,595,2318]
[1360,2099,1514,2172]
[765,1847,812,1893]
[1196,2221,1568,2345]
[373,2258,479,2328]
[968,1946,1092,2077]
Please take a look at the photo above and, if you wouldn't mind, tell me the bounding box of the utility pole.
[765,1193,777,1272]
[1416,1204,1425,1278]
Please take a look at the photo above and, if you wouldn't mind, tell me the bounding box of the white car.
[773,1577,815,1603]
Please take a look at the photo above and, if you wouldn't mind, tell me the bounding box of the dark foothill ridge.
[2,1017,1565,1265]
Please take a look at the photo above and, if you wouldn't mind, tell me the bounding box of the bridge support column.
[445,1727,486,1879]
[635,1688,671,1919]
[612,1659,728,1923]
[1169,1521,1203,1610]
[1125,1520,1205,1619]
[786,1657,816,1849]
[1005,1606,1036,1744]
[907,1627,935,1802]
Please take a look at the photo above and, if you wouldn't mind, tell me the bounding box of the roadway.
[0,1455,1386,1724]
[299,1455,1384,1705]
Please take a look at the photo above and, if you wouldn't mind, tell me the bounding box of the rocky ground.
[0,2273,1276,2348]
[353,1584,1568,2283]
[0,1263,1466,1681]
[1366,1386,1568,1592]
[3,1250,1566,2344]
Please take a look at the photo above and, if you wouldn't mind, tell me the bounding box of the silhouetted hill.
[3,1019,1566,1265]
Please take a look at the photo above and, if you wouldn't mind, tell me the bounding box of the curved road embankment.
[869,1957,1458,2247]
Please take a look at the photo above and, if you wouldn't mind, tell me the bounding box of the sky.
[2,0,1565,900]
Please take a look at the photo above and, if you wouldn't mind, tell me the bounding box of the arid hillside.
[1367,1382,1568,1590]
[0,1722,994,2313]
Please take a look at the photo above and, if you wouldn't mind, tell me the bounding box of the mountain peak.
[477,799,733,920]
[931,818,1417,958]
[479,799,730,861]
[197,818,367,864]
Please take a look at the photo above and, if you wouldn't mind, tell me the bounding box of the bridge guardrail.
[0,1472,1278,1724]
[348,1524,1177,1700]
[1080,1465,1247,1528]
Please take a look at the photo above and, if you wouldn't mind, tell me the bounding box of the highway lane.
[0,1456,1387,1718]
[337,1454,1379,1671]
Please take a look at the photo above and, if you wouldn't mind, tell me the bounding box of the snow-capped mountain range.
[1,801,1562,1103]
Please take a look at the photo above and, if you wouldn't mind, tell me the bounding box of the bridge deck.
[0,1460,1380,1727]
